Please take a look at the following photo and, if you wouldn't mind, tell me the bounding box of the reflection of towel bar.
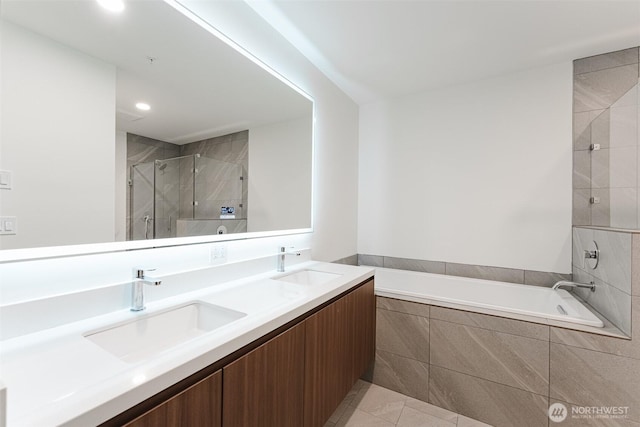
[556,305,568,315]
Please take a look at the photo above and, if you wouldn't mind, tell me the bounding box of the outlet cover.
[210,244,227,265]
[0,217,17,235]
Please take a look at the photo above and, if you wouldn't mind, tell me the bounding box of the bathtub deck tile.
[369,349,430,402]
[429,305,549,341]
[376,308,430,363]
[359,254,384,267]
[573,267,632,336]
[550,296,639,359]
[444,263,524,284]
[430,319,549,395]
[524,270,572,288]
[383,257,446,275]
[377,296,430,318]
[550,343,640,423]
[632,234,640,296]
[429,366,549,427]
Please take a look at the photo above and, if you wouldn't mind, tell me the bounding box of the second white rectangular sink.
[84,302,246,363]
[273,269,342,286]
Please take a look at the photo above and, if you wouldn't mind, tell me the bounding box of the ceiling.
[247,0,640,105]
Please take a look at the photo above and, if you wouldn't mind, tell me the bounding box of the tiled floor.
[324,380,492,427]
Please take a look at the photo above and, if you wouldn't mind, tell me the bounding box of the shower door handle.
[143,215,153,239]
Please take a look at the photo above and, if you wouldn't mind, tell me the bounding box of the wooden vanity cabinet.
[106,278,375,427]
[222,322,305,427]
[303,279,375,427]
[123,370,222,427]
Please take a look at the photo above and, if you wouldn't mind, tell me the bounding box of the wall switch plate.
[210,244,227,265]
[0,217,17,235]
[0,171,12,190]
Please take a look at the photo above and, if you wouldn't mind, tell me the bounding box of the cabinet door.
[303,279,375,427]
[348,279,376,381]
[223,322,305,427]
[303,292,351,427]
[124,370,222,427]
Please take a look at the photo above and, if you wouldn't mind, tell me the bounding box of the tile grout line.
[427,302,433,424]
[431,365,550,399]
[430,316,549,342]
[548,327,551,427]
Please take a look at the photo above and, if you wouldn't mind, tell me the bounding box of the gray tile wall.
[357,254,570,287]
[331,254,359,266]
[370,296,640,427]
[573,226,633,335]
[175,218,247,237]
[180,130,248,221]
[126,131,249,239]
[573,47,640,228]
[366,298,430,403]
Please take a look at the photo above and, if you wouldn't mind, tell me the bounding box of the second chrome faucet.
[131,268,162,311]
[277,246,301,272]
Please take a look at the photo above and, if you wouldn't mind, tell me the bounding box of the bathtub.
[374,267,604,328]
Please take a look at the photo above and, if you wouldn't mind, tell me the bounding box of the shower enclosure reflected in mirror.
[130,152,245,240]
[0,0,313,250]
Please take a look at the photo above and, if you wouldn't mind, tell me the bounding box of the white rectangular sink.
[273,269,342,286]
[84,302,246,363]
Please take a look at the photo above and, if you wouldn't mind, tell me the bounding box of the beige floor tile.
[335,406,396,427]
[351,382,409,423]
[396,406,457,427]
[405,397,458,423]
[328,400,352,424]
[457,415,493,427]
[336,381,488,427]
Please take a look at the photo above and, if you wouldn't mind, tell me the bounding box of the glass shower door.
[129,162,155,240]
[153,158,181,239]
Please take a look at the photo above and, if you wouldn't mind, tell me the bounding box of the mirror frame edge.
[0,227,313,263]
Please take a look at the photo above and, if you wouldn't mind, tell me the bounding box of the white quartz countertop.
[0,261,374,427]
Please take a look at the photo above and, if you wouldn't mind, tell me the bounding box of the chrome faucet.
[552,280,596,292]
[131,268,162,311]
[277,246,301,272]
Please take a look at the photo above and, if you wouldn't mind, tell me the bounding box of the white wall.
[248,117,312,232]
[179,0,360,262]
[358,62,573,273]
[0,20,116,250]
[114,130,127,242]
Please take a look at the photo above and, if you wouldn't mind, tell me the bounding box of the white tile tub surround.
[374,267,605,329]
[572,226,633,335]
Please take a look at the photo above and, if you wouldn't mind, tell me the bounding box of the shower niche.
[573,47,640,228]
[127,132,247,240]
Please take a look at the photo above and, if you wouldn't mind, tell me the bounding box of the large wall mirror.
[0,0,313,252]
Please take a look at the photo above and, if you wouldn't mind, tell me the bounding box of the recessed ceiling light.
[135,102,151,111]
[97,0,124,13]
